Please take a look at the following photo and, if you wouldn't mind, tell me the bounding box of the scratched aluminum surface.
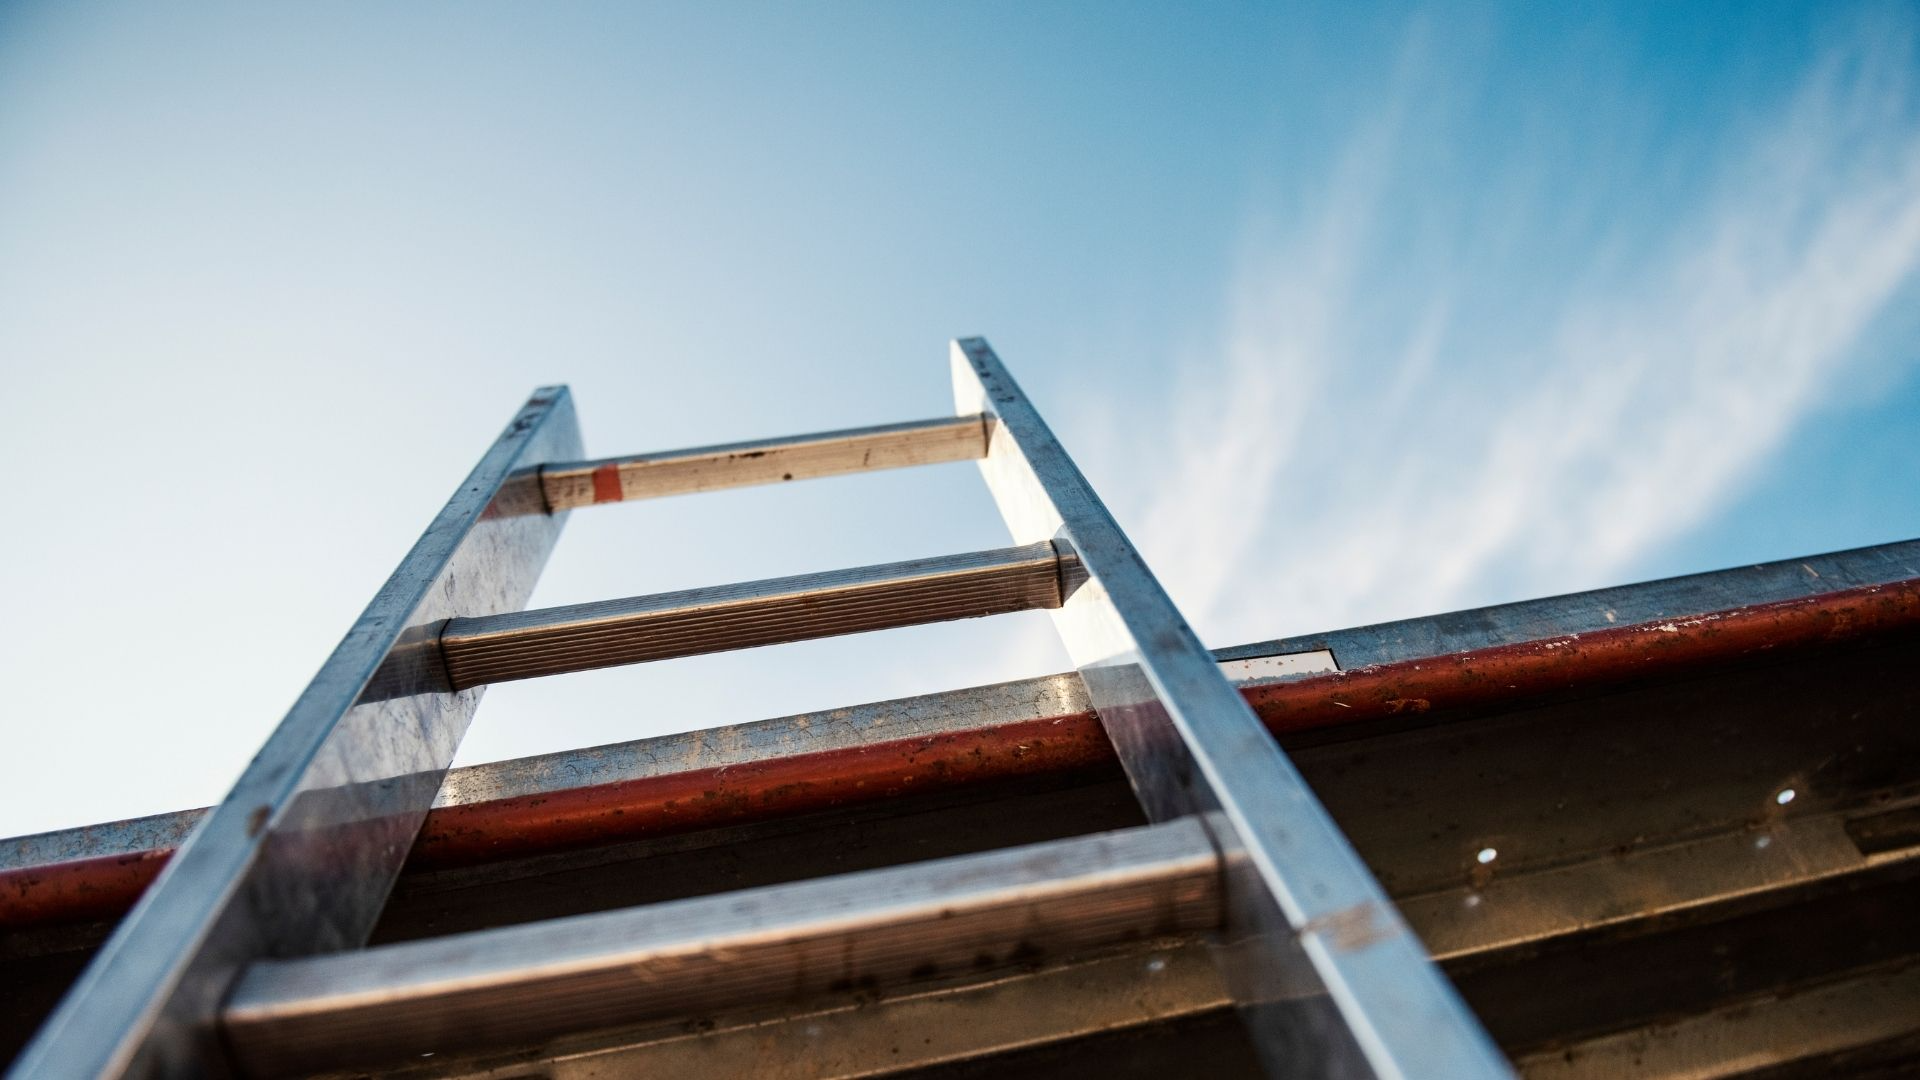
[541,413,989,508]
[9,389,582,1080]
[219,818,1223,1075]
[438,541,1064,688]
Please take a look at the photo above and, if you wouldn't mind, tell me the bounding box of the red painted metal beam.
[6,577,1918,931]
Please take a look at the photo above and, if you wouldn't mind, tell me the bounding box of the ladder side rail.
[951,339,1512,1080]
[10,389,584,1080]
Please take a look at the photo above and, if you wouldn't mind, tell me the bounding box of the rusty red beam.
[7,577,1919,932]
[410,712,1117,869]
[0,847,179,931]
[1246,574,1920,729]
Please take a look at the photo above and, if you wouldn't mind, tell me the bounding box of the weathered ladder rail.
[12,340,1509,1079]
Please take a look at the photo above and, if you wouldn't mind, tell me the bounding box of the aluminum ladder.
[12,340,1510,1079]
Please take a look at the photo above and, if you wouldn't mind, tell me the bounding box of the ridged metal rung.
[541,414,991,509]
[439,541,1066,689]
[220,819,1221,1077]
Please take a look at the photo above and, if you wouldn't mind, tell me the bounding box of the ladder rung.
[542,414,991,509]
[440,542,1064,688]
[220,818,1220,1077]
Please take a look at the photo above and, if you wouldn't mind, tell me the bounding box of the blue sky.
[2,2,1917,836]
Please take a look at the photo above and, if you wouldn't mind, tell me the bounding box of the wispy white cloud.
[1131,16,1920,646]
